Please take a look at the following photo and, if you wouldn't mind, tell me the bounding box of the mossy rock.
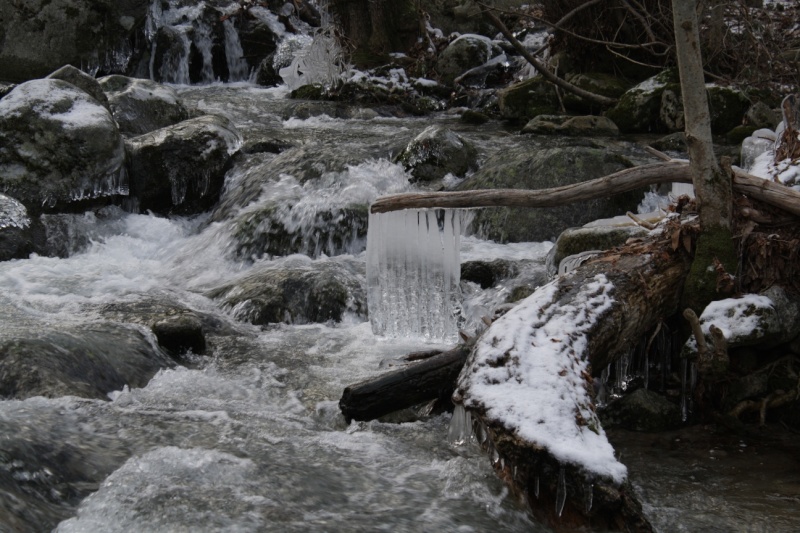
[562,72,632,114]
[291,84,328,100]
[459,139,644,242]
[600,389,682,432]
[497,76,558,123]
[546,224,649,277]
[707,86,750,135]
[726,125,758,145]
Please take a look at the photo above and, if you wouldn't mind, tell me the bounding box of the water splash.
[366,209,463,343]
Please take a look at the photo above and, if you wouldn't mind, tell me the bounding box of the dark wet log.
[370,161,800,217]
[339,345,470,422]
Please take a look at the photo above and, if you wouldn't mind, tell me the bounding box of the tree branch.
[480,8,619,107]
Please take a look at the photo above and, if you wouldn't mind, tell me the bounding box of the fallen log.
[453,246,689,532]
[339,344,470,422]
[370,161,800,217]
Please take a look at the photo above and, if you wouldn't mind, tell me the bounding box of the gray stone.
[99,75,190,136]
[745,101,779,129]
[395,125,478,183]
[459,139,644,242]
[562,72,632,114]
[151,313,207,356]
[497,76,559,122]
[435,34,499,86]
[546,224,650,277]
[125,114,242,215]
[0,323,175,400]
[605,73,672,134]
[601,388,682,432]
[46,64,110,111]
[0,79,125,213]
[206,258,366,325]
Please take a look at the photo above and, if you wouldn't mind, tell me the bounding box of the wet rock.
[459,139,644,242]
[0,79,126,214]
[707,85,750,134]
[601,389,682,432]
[232,203,368,260]
[395,125,478,183]
[522,114,619,136]
[125,114,242,215]
[650,132,687,153]
[98,75,189,136]
[461,259,519,289]
[237,6,281,76]
[460,109,490,125]
[497,76,558,123]
[46,65,110,111]
[435,34,502,86]
[207,257,366,325]
[151,313,207,356]
[0,324,175,400]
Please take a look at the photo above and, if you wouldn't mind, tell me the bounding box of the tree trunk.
[672,0,737,314]
[328,0,422,67]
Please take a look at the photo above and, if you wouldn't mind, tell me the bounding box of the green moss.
[726,125,757,145]
[681,225,737,315]
[498,77,558,123]
[290,84,327,100]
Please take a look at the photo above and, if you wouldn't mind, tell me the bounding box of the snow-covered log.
[453,250,688,531]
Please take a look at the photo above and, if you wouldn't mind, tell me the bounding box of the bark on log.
[455,249,689,532]
[339,344,470,422]
[370,161,800,217]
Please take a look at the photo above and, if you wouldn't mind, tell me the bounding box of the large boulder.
[125,114,242,215]
[605,72,673,134]
[0,79,126,213]
[459,139,645,242]
[0,323,175,400]
[0,0,150,83]
[395,126,478,183]
[207,257,366,325]
[522,114,620,137]
[562,72,632,114]
[435,34,501,86]
[98,75,189,136]
[497,76,559,123]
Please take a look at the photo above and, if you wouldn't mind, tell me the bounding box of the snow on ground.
[457,274,628,484]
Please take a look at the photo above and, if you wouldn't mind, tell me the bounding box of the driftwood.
[455,247,689,532]
[370,161,800,217]
[339,344,470,422]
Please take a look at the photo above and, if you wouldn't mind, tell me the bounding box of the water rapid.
[2,85,799,533]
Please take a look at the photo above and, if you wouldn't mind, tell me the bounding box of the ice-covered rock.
[0,79,126,212]
[125,114,242,215]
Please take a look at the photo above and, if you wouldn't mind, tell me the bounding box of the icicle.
[680,358,688,422]
[556,466,567,517]
[533,475,540,498]
[366,209,462,343]
[447,404,473,446]
[583,478,594,513]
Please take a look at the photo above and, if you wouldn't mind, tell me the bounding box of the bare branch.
[480,8,618,107]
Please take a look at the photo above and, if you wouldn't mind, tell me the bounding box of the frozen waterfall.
[366,209,464,343]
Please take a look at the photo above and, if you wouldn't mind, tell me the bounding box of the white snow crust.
[0,80,112,130]
[458,274,627,483]
[698,294,775,340]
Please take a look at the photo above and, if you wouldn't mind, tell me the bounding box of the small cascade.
[145,0,253,84]
[366,209,463,343]
[447,403,473,446]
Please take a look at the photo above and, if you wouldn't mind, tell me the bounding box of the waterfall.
[366,209,463,343]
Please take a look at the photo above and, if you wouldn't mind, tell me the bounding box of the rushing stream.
[2,84,799,533]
